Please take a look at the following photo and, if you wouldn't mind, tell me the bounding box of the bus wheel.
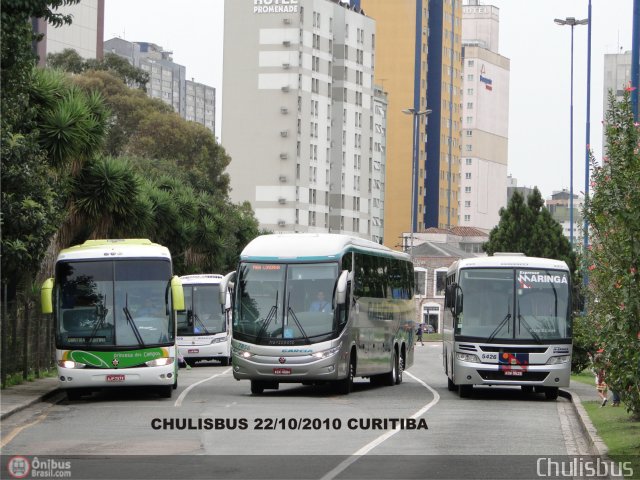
[159,385,173,398]
[544,387,559,400]
[382,351,397,387]
[172,376,178,390]
[459,384,473,398]
[337,355,355,394]
[447,377,456,391]
[395,352,404,385]
[186,359,197,368]
[251,380,265,395]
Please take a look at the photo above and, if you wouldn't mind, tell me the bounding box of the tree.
[484,188,578,276]
[582,90,640,419]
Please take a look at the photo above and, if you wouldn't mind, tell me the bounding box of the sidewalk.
[0,376,60,420]
[0,374,609,456]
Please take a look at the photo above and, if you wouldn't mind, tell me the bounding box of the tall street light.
[554,16,588,247]
[402,107,432,255]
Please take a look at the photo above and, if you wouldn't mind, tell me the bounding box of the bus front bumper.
[232,353,347,383]
[454,361,570,387]
[57,363,176,389]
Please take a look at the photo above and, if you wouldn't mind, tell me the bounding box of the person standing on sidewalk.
[590,352,608,407]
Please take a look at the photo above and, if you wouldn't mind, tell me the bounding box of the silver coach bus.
[443,254,572,400]
[219,233,416,395]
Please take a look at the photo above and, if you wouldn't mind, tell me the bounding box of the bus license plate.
[106,374,125,382]
[273,368,291,375]
[504,370,523,376]
[188,349,199,354]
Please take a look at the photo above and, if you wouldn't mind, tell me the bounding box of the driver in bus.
[309,290,331,312]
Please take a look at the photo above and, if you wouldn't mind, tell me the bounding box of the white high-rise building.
[222,0,383,239]
[459,1,510,230]
[602,50,632,157]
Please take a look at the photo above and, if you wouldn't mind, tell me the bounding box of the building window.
[465,186,471,193]
[465,158,472,165]
[464,214,471,222]
[434,268,447,297]
[465,172,472,179]
[414,268,427,297]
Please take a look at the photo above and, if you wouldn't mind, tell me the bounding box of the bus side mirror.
[336,270,349,305]
[219,271,236,311]
[170,276,185,311]
[445,283,463,315]
[41,278,54,314]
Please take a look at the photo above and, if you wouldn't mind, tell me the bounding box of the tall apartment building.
[602,50,632,156]
[104,38,216,134]
[460,1,509,230]
[360,0,462,249]
[33,0,104,65]
[223,0,382,238]
[546,190,584,242]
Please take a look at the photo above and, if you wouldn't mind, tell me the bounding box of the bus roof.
[179,274,224,285]
[451,255,569,271]
[240,233,410,262]
[57,239,171,261]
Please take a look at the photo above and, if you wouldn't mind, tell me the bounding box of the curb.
[560,388,610,457]
[0,388,62,421]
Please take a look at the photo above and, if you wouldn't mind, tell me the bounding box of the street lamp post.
[554,16,588,247]
[402,108,432,256]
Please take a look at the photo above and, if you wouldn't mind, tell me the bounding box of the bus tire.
[395,351,404,385]
[251,380,265,395]
[337,355,355,395]
[159,385,173,398]
[382,351,397,387]
[544,387,559,400]
[459,384,473,398]
[447,377,456,391]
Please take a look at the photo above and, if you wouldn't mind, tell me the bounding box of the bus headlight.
[58,360,85,369]
[145,357,174,367]
[311,344,342,360]
[456,353,480,363]
[212,337,226,344]
[546,355,570,365]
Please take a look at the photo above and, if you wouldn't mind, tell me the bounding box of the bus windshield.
[55,259,174,349]
[456,268,570,342]
[178,285,226,336]
[233,262,340,345]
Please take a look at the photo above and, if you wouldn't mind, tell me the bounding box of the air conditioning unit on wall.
[277,220,286,227]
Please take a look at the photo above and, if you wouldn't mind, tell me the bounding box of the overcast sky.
[104,0,635,199]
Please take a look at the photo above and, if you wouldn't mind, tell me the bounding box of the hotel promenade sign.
[254,0,299,14]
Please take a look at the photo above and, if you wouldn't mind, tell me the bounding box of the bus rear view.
[443,255,572,400]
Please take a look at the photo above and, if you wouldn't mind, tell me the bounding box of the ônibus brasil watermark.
[7,456,71,479]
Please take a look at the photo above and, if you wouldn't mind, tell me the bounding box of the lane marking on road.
[1,413,49,449]
[320,370,440,480]
[174,368,231,407]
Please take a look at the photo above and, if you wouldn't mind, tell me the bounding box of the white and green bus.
[177,274,232,367]
[219,233,416,395]
[41,239,185,400]
[443,254,572,400]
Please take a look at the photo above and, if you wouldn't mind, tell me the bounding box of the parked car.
[425,324,435,334]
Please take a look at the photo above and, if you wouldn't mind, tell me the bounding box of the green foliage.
[582,91,640,419]
[48,49,150,90]
[483,187,582,308]
[571,314,598,374]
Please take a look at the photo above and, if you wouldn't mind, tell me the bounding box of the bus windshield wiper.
[256,290,278,343]
[123,295,145,347]
[518,314,542,344]
[286,291,311,344]
[487,312,511,343]
[192,312,211,335]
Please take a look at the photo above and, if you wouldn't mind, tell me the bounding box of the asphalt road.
[1,343,594,479]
